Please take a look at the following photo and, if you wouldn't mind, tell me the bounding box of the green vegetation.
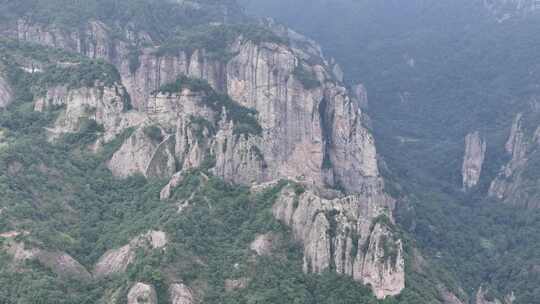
[0,103,394,302]
[157,76,262,136]
[293,63,320,90]
[0,38,122,104]
[0,0,244,41]
[156,23,288,59]
[155,75,212,95]
[142,125,163,143]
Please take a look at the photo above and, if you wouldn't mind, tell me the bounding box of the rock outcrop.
[1,237,91,281]
[35,84,144,142]
[0,72,12,108]
[169,283,195,304]
[273,184,404,299]
[488,113,540,207]
[475,287,515,304]
[93,230,167,278]
[107,125,176,179]
[250,233,276,256]
[462,131,487,189]
[127,283,158,304]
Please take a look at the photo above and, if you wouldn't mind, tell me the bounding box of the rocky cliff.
[4,17,381,194]
[462,131,487,190]
[127,283,158,304]
[273,184,404,299]
[0,72,12,108]
[0,8,401,299]
[488,112,540,208]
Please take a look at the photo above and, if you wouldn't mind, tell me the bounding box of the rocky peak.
[462,131,487,190]
[127,282,158,304]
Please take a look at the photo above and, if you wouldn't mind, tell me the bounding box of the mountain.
[240,0,540,303]
[0,0,427,303]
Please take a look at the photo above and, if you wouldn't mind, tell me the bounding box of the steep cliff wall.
[273,184,404,299]
[488,112,540,208]
[7,19,380,194]
[462,131,487,190]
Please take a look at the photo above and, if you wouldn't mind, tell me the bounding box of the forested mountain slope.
[241,0,540,303]
[0,0,452,303]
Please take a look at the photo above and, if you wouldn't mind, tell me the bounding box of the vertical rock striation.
[8,19,380,194]
[462,131,487,190]
[273,185,404,299]
[0,72,12,108]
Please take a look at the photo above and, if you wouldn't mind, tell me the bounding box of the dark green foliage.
[101,127,136,160]
[0,39,121,94]
[127,47,141,74]
[0,0,246,42]
[293,183,305,196]
[142,125,163,142]
[155,75,212,95]
[61,118,105,146]
[156,23,287,59]
[293,63,320,90]
[38,60,120,89]
[189,115,216,139]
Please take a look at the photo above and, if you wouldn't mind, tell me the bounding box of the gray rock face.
[9,19,380,195]
[169,283,195,304]
[273,184,404,299]
[127,283,158,304]
[107,126,176,179]
[35,84,145,142]
[93,230,167,278]
[462,131,487,190]
[0,73,12,108]
[487,113,540,207]
[353,83,369,109]
[250,233,276,256]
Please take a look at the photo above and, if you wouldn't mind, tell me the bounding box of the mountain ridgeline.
[0,0,426,303]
